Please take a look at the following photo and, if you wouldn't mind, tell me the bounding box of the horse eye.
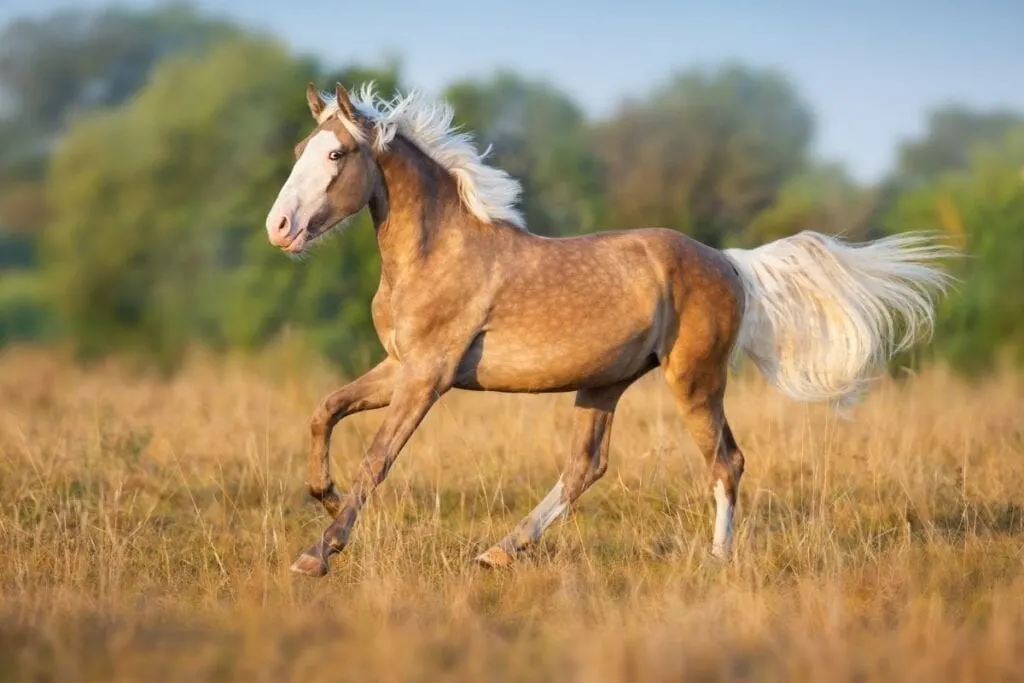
[328,150,343,161]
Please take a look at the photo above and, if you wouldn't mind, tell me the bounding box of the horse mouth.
[282,226,331,254]
[278,214,351,255]
[280,231,309,254]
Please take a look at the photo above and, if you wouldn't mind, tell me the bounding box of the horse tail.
[721,230,957,408]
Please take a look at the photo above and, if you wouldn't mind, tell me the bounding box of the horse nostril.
[268,214,296,247]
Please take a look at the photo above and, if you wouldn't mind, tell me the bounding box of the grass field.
[1,345,1023,682]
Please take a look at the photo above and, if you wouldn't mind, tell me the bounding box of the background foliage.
[1,5,1020,375]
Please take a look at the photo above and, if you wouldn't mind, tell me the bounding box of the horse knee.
[310,402,334,439]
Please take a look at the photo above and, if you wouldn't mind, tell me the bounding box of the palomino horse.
[266,82,953,577]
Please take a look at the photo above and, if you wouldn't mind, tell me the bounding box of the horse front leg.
[290,366,447,577]
[475,380,631,568]
[306,358,399,517]
[306,359,399,517]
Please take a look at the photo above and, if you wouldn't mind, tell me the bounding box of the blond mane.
[316,84,526,230]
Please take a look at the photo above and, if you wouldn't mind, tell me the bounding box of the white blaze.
[265,130,341,241]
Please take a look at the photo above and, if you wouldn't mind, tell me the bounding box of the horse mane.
[316,83,526,231]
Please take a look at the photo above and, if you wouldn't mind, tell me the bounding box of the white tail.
[723,230,957,407]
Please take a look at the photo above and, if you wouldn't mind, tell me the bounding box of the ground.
[1,344,1022,682]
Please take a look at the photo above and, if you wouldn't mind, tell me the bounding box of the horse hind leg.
[475,379,631,568]
[663,359,745,560]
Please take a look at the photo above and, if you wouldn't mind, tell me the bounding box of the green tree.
[0,4,237,139]
[594,63,813,247]
[743,162,875,245]
[893,106,1023,188]
[885,125,1024,373]
[44,37,302,369]
[871,105,1024,235]
[0,4,238,273]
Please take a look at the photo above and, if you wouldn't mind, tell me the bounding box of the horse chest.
[372,286,485,364]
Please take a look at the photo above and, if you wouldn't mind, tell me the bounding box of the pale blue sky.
[3,0,1022,182]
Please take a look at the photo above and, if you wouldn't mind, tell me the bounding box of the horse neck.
[371,136,466,278]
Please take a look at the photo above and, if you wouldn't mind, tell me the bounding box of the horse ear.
[334,82,357,121]
[306,82,326,120]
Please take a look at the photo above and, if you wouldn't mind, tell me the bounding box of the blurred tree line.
[0,5,1021,376]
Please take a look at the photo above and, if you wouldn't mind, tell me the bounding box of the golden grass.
[1,345,1023,682]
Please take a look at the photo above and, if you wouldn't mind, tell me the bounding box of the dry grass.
[1,344,1023,682]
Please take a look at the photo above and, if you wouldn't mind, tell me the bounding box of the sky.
[2,0,1023,182]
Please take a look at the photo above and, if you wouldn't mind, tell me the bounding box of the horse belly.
[454,322,660,393]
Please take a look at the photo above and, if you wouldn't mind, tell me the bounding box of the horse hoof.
[289,549,329,577]
[474,546,515,569]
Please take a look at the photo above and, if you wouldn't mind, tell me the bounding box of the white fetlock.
[712,479,734,560]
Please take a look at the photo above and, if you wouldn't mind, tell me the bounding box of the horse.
[265,82,955,577]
